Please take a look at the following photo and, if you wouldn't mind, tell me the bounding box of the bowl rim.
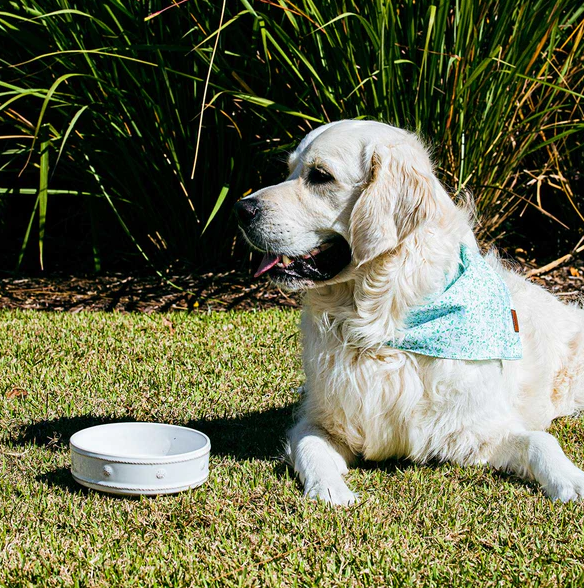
[70,422,210,461]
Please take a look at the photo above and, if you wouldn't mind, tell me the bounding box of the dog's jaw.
[239,229,353,290]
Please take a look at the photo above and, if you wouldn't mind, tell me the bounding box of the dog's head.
[234,120,440,290]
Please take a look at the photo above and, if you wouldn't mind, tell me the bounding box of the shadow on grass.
[36,466,90,495]
[13,406,298,493]
[360,454,543,498]
[13,406,297,459]
[13,415,139,451]
[187,405,296,460]
[14,408,534,498]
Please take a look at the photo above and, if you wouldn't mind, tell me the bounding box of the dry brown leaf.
[6,387,28,399]
[162,317,175,333]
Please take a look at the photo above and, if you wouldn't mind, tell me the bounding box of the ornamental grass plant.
[1,0,583,271]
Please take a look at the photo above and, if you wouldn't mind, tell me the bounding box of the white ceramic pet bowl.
[70,423,210,496]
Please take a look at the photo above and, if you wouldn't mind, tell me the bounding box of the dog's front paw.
[304,479,358,506]
[542,468,584,502]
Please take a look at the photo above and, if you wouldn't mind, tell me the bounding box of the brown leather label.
[511,309,519,333]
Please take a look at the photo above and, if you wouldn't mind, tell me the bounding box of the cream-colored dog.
[234,120,584,505]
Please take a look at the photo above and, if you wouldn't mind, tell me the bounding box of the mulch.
[0,269,301,313]
[1,258,583,313]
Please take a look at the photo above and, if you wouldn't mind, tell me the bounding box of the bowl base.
[72,474,209,496]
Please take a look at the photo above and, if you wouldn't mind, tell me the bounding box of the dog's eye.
[307,167,334,185]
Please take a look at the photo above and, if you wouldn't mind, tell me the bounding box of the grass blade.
[202,183,230,235]
[38,124,49,270]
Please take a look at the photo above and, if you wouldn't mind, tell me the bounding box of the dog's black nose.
[234,197,260,224]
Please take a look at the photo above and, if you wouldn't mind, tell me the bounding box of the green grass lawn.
[1,309,584,587]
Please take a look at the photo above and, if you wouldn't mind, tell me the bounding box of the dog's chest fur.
[301,309,426,461]
[300,306,516,465]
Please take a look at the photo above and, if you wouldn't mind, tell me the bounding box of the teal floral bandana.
[389,245,522,361]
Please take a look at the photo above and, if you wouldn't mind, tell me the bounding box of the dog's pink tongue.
[254,253,281,278]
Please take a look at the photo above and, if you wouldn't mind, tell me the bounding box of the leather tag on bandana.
[511,309,519,333]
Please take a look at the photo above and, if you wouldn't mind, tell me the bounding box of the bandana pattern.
[389,245,522,361]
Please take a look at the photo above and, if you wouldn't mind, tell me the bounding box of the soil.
[1,257,584,313]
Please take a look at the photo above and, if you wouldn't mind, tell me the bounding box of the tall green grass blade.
[52,104,90,175]
[33,9,116,33]
[37,124,49,270]
[202,183,230,235]
[23,73,87,172]
[88,196,101,273]
[16,196,39,271]
[10,50,205,84]
[233,94,324,123]
[83,152,151,266]
[238,0,258,19]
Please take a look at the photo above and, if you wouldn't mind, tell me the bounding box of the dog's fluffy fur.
[240,120,584,504]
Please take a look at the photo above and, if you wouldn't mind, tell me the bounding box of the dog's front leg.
[489,430,584,501]
[285,417,357,506]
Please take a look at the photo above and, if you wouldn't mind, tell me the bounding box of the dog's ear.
[349,143,437,265]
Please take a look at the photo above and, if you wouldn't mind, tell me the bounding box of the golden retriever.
[234,120,584,505]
